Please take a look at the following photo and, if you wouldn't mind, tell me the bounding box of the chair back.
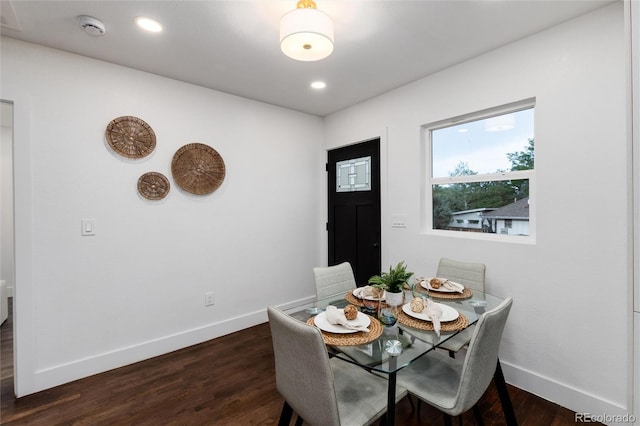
[267,306,341,426]
[313,262,357,300]
[436,258,486,292]
[455,297,513,413]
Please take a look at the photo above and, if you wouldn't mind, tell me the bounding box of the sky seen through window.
[432,108,534,178]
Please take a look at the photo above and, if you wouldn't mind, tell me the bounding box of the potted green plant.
[368,261,414,306]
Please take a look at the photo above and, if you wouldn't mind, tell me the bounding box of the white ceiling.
[0,0,614,117]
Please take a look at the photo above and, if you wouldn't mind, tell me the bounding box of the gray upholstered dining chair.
[435,258,486,357]
[395,297,513,426]
[435,258,486,291]
[313,262,357,301]
[267,306,407,426]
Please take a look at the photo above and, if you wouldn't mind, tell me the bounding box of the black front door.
[327,139,381,287]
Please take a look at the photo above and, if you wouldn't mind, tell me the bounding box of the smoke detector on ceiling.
[77,15,105,36]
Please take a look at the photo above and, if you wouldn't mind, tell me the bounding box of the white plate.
[402,302,460,322]
[314,310,371,334]
[420,278,463,293]
[352,288,386,301]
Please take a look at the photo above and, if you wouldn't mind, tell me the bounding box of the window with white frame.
[427,100,535,238]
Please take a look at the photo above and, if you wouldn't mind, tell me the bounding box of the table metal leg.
[494,359,518,426]
[386,371,396,426]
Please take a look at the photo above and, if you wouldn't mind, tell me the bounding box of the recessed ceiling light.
[135,17,162,33]
[311,81,326,89]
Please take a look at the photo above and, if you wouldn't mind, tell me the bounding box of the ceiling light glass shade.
[280,7,334,61]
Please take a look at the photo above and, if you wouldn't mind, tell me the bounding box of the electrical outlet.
[205,291,214,307]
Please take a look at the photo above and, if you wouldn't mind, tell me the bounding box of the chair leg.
[407,394,416,412]
[472,405,485,426]
[294,415,304,426]
[443,413,453,426]
[494,359,518,426]
[278,401,294,426]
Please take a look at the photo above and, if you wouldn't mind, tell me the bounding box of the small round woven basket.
[137,172,170,200]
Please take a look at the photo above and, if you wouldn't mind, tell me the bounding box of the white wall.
[631,1,640,423]
[0,37,324,396]
[325,2,632,419]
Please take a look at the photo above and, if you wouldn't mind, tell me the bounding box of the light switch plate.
[81,219,96,236]
[391,214,407,228]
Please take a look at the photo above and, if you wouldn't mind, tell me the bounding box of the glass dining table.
[288,288,515,426]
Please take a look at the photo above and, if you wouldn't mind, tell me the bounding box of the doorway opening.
[1,100,15,396]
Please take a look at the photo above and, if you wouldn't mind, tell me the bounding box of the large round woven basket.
[171,143,226,195]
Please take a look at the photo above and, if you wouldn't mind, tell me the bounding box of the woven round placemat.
[137,172,170,200]
[307,314,383,346]
[413,285,473,300]
[171,143,226,195]
[344,291,364,306]
[105,116,156,159]
[344,291,388,308]
[398,311,469,332]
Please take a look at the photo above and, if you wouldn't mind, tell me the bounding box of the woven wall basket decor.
[105,116,156,159]
[171,143,226,195]
[137,172,170,200]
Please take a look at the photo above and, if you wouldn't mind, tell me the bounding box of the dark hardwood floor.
[1,299,593,425]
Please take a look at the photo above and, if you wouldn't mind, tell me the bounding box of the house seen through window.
[427,100,535,238]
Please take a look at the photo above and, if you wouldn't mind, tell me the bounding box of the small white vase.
[385,291,404,307]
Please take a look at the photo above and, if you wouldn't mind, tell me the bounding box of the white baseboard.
[501,360,634,425]
[27,296,316,396]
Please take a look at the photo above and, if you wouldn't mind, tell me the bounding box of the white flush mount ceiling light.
[77,15,106,36]
[135,16,163,33]
[310,81,326,89]
[280,0,334,61]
